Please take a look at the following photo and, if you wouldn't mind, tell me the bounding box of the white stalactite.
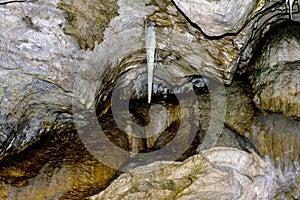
[145,22,156,104]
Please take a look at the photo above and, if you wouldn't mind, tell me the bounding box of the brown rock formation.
[0,0,299,199]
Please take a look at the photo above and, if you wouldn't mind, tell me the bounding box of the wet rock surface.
[0,0,79,159]
[0,0,299,199]
[0,133,117,199]
[248,113,300,199]
[249,21,300,119]
[89,147,279,200]
[224,81,255,136]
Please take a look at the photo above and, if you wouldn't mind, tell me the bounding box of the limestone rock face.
[247,113,300,199]
[0,0,78,160]
[250,22,300,119]
[58,0,119,50]
[0,0,299,199]
[173,0,259,36]
[0,0,118,198]
[89,147,279,200]
[224,82,255,136]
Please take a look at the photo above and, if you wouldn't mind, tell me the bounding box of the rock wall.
[0,0,299,199]
[89,147,279,200]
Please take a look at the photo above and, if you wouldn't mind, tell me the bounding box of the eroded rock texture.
[0,0,77,162]
[89,148,279,200]
[0,0,299,199]
[250,21,300,119]
[249,113,300,199]
[173,0,260,36]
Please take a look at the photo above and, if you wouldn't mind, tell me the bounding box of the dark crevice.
[0,0,31,5]
[240,20,300,79]
[95,64,217,171]
[239,12,288,64]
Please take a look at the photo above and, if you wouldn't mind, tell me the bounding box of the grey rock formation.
[173,0,259,37]
[89,147,280,200]
[0,0,299,199]
[250,22,300,119]
[0,0,78,160]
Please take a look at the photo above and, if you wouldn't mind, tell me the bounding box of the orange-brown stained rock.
[0,133,120,200]
[58,0,119,50]
[248,113,300,199]
[250,22,300,119]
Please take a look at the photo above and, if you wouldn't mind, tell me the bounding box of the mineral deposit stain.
[58,0,119,50]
